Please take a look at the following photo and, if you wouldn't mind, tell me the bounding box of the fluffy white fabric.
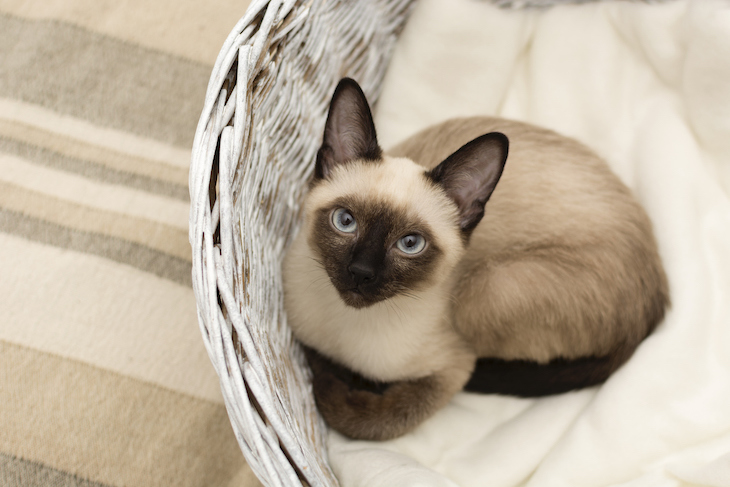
[327,0,730,486]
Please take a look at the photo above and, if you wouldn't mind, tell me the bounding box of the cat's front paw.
[310,362,353,412]
[304,346,445,440]
[314,376,401,440]
[303,346,401,439]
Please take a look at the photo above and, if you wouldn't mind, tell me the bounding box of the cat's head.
[302,78,508,309]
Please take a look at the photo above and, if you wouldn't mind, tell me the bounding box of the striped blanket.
[0,1,261,486]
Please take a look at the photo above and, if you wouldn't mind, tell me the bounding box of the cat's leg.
[304,346,474,441]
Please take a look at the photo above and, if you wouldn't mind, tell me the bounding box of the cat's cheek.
[314,240,353,290]
[387,251,442,294]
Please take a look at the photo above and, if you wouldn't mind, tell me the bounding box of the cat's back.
[387,116,645,251]
[389,117,668,361]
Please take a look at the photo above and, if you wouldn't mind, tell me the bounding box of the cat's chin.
[339,289,384,309]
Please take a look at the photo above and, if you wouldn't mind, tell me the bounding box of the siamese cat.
[282,78,669,441]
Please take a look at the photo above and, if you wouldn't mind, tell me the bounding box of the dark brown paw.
[302,345,446,440]
[303,346,390,394]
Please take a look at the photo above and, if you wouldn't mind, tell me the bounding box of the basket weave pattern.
[189,1,414,485]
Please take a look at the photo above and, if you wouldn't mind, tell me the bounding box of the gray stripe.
[0,137,189,201]
[0,14,210,148]
[0,453,113,487]
[0,209,192,287]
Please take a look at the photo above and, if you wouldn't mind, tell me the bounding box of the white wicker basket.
[189,1,414,485]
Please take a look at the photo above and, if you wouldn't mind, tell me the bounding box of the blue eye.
[332,208,357,233]
[397,234,426,255]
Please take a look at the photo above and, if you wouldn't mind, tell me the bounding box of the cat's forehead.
[307,155,458,229]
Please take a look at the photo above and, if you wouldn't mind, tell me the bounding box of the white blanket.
[327,0,730,486]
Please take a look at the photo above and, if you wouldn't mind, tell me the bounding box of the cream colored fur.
[284,156,474,382]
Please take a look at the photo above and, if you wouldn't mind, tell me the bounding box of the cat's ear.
[314,78,382,181]
[429,132,509,235]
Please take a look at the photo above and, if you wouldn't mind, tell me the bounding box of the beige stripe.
[225,464,266,487]
[0,98,190,169]
[0,119,189,187]
[0,341,261,487]
[0,181,190,261]
[0,0,249,65]
[0,19,208,148]
[0,152,188,231]
[0,232,219,402]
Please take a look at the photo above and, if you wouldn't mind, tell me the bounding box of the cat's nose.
[348,261,376,286]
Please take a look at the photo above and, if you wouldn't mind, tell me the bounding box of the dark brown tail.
[463,351,631,397]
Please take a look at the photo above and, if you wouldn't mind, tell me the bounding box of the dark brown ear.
[314,78,382,181]
[428,132,508,235]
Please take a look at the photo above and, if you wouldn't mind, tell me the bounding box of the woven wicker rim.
[189,1,414,485]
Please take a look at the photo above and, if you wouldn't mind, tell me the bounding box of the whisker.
[307,256,326,271]
[398,288,424,303]
[445,291,460,306]
[385,300,406,327]
[304,274,330,293]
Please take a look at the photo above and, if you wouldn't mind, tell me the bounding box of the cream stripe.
[0,232,219,403]
[0,98,190,169]
[0,208,192,286]
[0,181,190,261]
[0,135,188,201]
[0,153,188,231]
[0,119,189,187]
[0,0,249,65]
[0,341,259,487]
